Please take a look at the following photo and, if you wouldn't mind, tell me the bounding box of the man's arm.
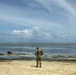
[41,50,43,55]
[35,50,37,55]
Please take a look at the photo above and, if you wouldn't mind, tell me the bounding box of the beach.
[0,60,76,75]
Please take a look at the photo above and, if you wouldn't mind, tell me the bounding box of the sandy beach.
[0,60,76,75]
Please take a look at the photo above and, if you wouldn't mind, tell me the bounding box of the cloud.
[0,0,75,29]
[0,27,75,42]
[0,5,65,33]
[0,0,76,42]
[4,27,51,41]
[36,0,76,15]
[11,27,42,39]
[10,27,74,40]
[11,29,33,39]
[56,0,76,15]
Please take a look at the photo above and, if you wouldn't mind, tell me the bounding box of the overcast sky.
[0,0,76,42]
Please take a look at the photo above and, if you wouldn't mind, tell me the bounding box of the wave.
[0,52,76,61]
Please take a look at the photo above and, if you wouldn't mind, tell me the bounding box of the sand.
[0,60,76,75]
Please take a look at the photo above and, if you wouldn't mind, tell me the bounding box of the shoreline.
[0,57,76,62]
[0,58,76,63]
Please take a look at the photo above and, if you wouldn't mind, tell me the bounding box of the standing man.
[35,47,43,67]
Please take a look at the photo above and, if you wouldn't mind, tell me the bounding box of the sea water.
[0,42,76,60]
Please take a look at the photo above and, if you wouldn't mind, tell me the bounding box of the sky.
[0,0,76,42]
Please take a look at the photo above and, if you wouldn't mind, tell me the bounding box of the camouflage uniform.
[35,48,43,67]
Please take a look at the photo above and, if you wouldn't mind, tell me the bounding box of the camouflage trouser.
[36,57,41,67]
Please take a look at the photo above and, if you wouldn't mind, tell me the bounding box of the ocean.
[0,42,76,61]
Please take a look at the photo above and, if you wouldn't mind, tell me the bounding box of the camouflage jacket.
[35,49,43,57]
